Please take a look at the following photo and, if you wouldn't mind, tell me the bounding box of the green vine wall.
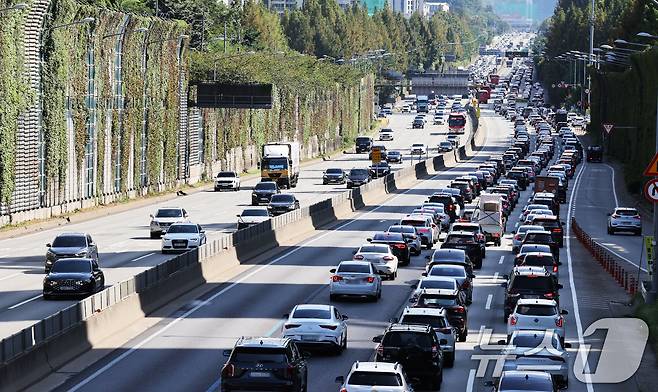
[0,1,34,205]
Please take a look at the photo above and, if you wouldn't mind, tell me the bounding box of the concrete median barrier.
[0,110,485,391]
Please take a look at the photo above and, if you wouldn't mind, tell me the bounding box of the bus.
[448,113,467,134]
[477,90,490,104]
[416,95,429,113]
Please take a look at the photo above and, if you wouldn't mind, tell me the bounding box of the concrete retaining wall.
[0,106,485,391]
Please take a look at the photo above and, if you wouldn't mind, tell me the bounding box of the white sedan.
[161,223,206,253]
[410,143,427,155]
[354,243,398,279]
[282,304,348,354]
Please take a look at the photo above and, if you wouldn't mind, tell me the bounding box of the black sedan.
[267,194,300,216]
[322,168,346,185]
[368,232,411,265]
[387,150,402,164]
[369,162,391,178]
[43,258,105,299]
[347,168,370,188]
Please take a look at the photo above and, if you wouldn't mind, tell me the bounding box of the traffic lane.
[53,117,501,392]
[575,162,648,275]
[0,111,474,339]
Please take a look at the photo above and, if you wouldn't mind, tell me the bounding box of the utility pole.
[588,0,594,110]
[652,85,658,304]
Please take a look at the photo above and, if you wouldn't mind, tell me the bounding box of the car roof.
[236,337,290,348]
[448,230,475,236]
[432,248,466,257]
[499,370,553,383]
[512,266,550,276]
[349,361,401,373]
[516,298,557,306]
[401,306,447,317]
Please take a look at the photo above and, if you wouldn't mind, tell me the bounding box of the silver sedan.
[282,304,348,354]
[329,261,382,301]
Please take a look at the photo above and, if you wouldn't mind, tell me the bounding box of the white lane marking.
[67,133,492,392]
[485,294,493,310]
[493,272,499,280]
[0,272,24,282]
[131,252,155,262]
[8,294,42,310]
[204,378,220,392]
[603,164,619,208]
[566,161,595,392]
[466,368,476,392]
[498,255,504,264]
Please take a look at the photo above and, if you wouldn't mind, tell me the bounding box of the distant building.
[421,1,449,17]
[264,0,303,13]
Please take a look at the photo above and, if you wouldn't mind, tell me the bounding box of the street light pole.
[588,0,595,111]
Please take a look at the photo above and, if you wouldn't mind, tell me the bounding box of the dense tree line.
[536,0,658,105]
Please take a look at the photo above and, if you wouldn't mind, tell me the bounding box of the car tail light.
[633,215,641,220]
[552,228,562,233]
[493,232,500,238]
[454,306,465,314]
[462,280,471,289]
[514,234,521,240]
[222,363,235,378]
[354,255,364,260]
[366,276,375,283]
[285,364,296,379]
[509,315,517,325]
[332,275,343,282]
[449,205,455,210]
[411,235,417,240]
[544,292,555,299]
[284,323,301,329]
[320,325,338,330]
[383,256,394,261]
[393,243,407,249]
[612,214,620,219]
[556,316,564,328]
[376,344,384,356]
[553,265,559,273]
[431,345,439,358]
[340,389,348,392]
[419,228,429,233]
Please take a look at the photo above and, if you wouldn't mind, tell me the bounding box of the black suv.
[368,232,411,265]
[502,266,563,321]
[369,161,392,178]
[347,168,370,188]
[373,324,443,389]
[587,145,603,162]
[411,288,468,342]
[441,231,485,269]
[506,170,528,190]
[355,136,373,153]
[221,337,309,392]
[252,181,280,206]
[428,193,458,221]
[531,216,565,247]
[522,230,560,263]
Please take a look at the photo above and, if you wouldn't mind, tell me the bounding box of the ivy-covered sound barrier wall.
[191,52,374,176]
[590,47,658,194]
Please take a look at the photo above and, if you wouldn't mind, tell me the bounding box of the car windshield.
[400,219,425,227]
[262,157,288,170]
[452,225,478,233]
[524,233,552,243]
[419,279,457,290]
[255,182,277,191]
[217,172,236,178]
[347,371,402,386]
[270,194,295,203]
[350,169,368,177]
[373,233,403,242]
[155,209,182,218]
[429,266,466,277]
[499,375,553,391]
[417,295,457,307]
[520,245,551,254]
[359,245,389,253]
[326,169,343,174]
[241,209,269,217]
[445,235,475,244]
[231,348,287,363]
[356,137,371,144]
[521,254,555,268]
[616,209,638,216]
[516,304,557,316]
[512,334,560,350]
[383,331,432,347]
[338,264,370,274]
[52,235,86,248]
[400,314,447,329]
[52,259,91,273]
[511,276,554,291]
[440,142,452,147]
[388,225,415,234]
[292,308,331,319]
[167,225,198,234]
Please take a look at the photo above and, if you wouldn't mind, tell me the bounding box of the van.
[472,194,504,246]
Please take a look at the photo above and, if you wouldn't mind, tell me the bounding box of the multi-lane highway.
[0,101,474,340]
[20,101,635,392]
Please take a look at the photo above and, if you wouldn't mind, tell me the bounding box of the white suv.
[214,171,240,191]
[335,361,414,391]
[507,298,567,343]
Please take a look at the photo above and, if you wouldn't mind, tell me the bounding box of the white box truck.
[260,142,300,188]
[472,193,505,246]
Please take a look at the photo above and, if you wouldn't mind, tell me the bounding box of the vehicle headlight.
[189,238,199,242]
[48,280,58,286]
[75,280,85,286]
[75,251,87,257]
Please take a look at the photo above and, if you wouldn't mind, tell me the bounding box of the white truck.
[471,193,505,246]
[260,142,300,188]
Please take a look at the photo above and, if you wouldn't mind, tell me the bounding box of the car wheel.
[458,331,467,342]
[607,226,613,235]
[43,294,52,300]
[444,352,455,368]
[377,288,382,299]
